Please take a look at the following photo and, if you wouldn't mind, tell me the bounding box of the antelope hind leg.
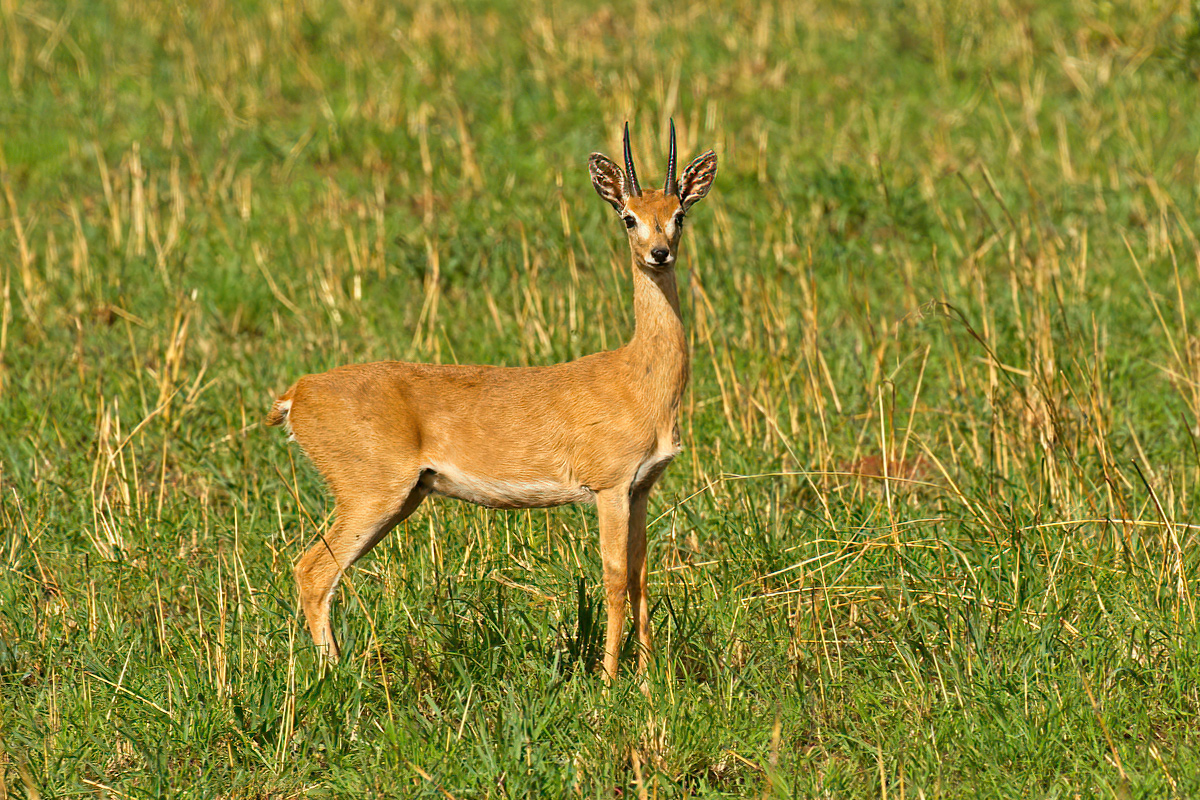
[295,475,429,661]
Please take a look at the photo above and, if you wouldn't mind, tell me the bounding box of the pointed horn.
[623,121,641,197]
[664,118,678,196]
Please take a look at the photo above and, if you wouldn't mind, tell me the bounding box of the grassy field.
[3,0,1200,796]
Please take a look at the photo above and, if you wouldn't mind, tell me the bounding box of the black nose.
[650,247,670,262]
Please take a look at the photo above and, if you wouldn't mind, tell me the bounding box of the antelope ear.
[679,150,718,211]
[589,153,626,212]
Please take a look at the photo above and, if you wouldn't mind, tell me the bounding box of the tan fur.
[268,131,716,679]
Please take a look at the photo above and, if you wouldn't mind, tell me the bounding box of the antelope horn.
[664,118,677,196]
[623,121,641,197]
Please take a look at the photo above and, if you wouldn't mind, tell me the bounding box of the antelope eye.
[673,213,686,228]
[623,216,637,229]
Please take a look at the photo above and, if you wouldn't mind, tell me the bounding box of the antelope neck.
[628,262,689,405]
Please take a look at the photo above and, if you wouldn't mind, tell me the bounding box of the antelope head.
[589,121,717,269]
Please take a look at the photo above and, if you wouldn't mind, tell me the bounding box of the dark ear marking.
[589,153,627,212]
[679,150,718,211]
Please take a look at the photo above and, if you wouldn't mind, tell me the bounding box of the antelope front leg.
[596,489,631,680]
[628,489,652,674]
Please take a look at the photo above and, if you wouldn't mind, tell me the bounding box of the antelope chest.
[632,442,680,493]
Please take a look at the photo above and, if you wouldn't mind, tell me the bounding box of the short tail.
[266,385,296,429]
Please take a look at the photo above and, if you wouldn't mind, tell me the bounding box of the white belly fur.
[427,464,593,509]
[426,442,680,509]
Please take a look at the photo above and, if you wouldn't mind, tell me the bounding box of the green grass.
[3,0,1200,796]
